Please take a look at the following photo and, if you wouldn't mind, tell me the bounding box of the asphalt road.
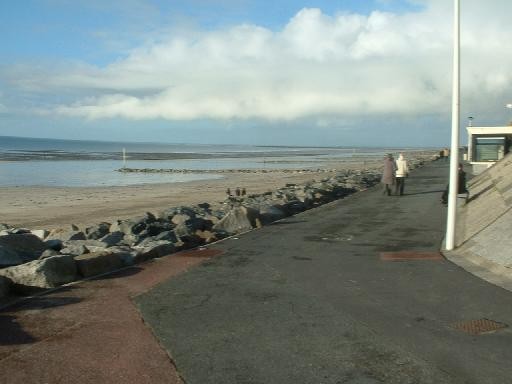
[136,160,512,384]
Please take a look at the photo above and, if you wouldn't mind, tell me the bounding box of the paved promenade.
[2,159,512,383]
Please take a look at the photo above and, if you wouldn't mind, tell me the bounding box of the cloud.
[7,0,512,124]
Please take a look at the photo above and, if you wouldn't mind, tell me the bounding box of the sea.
[0,136,407,187]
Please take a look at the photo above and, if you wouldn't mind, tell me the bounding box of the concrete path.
[1,160,512,384]
[136,160,512,384]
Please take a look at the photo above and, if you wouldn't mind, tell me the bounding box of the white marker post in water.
[122,148,127,168]
[445,0,460,251]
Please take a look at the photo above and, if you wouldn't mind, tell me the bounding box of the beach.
[1,159,380,229]
[0,137,436,231]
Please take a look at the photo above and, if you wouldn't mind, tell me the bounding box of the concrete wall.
[453,153,512,269]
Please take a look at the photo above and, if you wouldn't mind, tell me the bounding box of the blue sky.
[1,1,420,64]
[1,0,511,146]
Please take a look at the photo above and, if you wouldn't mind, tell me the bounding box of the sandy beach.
[1,158,383,230]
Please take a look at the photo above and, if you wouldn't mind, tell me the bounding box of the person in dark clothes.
[441,163,467,204]
[381,154,396,196]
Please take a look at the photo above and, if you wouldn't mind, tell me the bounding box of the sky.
[1,0,511,147]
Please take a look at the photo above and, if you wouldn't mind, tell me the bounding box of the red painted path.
[0,251,211,384]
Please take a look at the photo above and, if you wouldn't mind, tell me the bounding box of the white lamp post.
[445,0,460,251]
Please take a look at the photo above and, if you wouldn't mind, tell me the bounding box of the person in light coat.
[395,153,409,196]
[381,154,396,196]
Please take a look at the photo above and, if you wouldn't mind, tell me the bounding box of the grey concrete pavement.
[136,160,512,384]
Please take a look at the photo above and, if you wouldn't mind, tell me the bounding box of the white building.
[467,126,512,172]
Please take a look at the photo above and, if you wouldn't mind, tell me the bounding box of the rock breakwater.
[118,168,335,174]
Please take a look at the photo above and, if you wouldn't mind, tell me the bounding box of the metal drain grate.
[380,251,444,261]
[452,319,508,335]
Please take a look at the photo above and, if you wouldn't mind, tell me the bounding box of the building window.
[474,137,505,162]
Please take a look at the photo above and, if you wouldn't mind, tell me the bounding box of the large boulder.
[75,251,124,278]
[0,276,11,298]
[60,242,90,257]
[6,228,31,235]
[107,246,140,266]
[46,227,86,242]
[147,221,172,236]
[39,249,61,259]
[158,206,197,221]
[0,245,24,267]
[281,200,307,215]
[153,230,179,243]
[0,233,46,263]
[195,230,218,244]
[30,229,49,240]
[258,204,287,224]
[110,212,156,236]
[98,231,124,247]
[133,240,175,263]
[0,255,77,291]
[171,213,193,226]
[212,206,260,235]
[44,239,63,251]
[85,222,111,240]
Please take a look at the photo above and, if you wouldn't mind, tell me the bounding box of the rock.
[99,231,125,247]
[204,214,220,225]
[171,213,193,225]
[145,221,172,237]
[212,206,260,235]
[0,255,77,291]
[188,217,213,231]
[154,231,179,242]
[85,222,111,240]
[197,202,211,211]
[258,204,287,224]
[108,246,140,266]
[173,223,193,239]
[195,230,217,243]
[85,245,109,254]
[0,275,10,298]
[60,243,89,257]
[60,239,108,256]
[0,245,24,267]
[0,233,46,263]
[110,212,155,236]
[39,249,61,259]
[75,251,124,278]
[30,229,49,240]
[119,234,140,247]
[9,228,32,235]
[46,227,86,241]
[133,241,175,263]
[282,200,307,215]
[159,206,197,221]
[44,239,63,251]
